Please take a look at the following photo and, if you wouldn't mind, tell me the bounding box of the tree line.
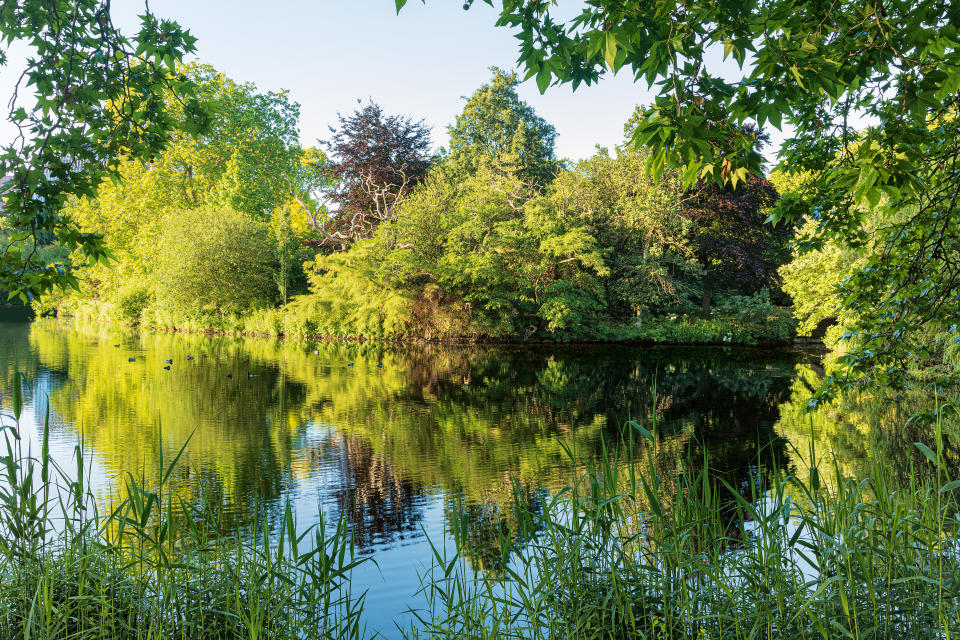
[34,65,793,345]
[3,0,958,399]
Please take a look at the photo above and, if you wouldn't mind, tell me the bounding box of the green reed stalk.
[0,372,370,640]
[409,398,960,640]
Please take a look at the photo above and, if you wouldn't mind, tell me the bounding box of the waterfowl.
[163,365,171,370]
[165,359,173,364]
[128,357,136,362]
[247,373,254,379]
[227,373,233,379]
[186,355,194,361]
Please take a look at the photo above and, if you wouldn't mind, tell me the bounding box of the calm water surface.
[1,317,848,635]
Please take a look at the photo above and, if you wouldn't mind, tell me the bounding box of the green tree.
[164,64,302,218]
[295,144,696,342]
[408,0,960,394]
[550,147,696,320]
[154,206,276,315]
[50,64,304,318]
[0,1,203,299]
[445,68,559,186]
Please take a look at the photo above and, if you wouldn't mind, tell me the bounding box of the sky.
[0,0,789,163]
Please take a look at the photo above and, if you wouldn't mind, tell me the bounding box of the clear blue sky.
[1,1,788,162]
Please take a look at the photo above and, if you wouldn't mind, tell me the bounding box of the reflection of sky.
[3,319,819,638]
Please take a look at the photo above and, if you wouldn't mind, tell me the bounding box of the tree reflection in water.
[0,319,841,551]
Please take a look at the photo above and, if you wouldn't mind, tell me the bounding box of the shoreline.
[38,311,822,351]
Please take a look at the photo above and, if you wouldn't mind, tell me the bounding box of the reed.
[0,372,369,640]
[4,368,960,639]
[406,413,960,639]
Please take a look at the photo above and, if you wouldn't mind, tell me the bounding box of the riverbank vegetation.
[3,371,960,639]
[32,66,795,345]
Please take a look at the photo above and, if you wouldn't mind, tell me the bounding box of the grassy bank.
[53,297,796,346]
[3,372,955,639]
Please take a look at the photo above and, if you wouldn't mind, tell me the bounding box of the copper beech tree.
[295,102,433,250]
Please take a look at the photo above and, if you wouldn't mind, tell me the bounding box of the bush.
[154,206,278,316]
[713,289,777,322]
[635,306,795,345]
[116,286,152,326]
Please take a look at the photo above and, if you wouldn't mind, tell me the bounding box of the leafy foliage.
[154,206,276,315]
[681,176,787,313]
[0,1,203,299]
[291,141,787,343]
[49,65,310,323]
[43,68,792,345]
[416,0,960,392]
[445,68,559,186]
[308,102,434,248]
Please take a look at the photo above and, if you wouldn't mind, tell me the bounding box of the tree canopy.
[445,68,559,186]
[307,101,433,248]
[0,1,203,300]
[50,64,314,324]
[403,0,960,396]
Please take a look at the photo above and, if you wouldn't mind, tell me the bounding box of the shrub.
[116,286,152,326]
[154,206,277,316]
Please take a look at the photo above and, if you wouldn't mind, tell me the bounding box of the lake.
[1,316,901,636]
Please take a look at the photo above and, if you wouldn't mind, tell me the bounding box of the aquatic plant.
[0,373,368,640]
[407,418,960,639]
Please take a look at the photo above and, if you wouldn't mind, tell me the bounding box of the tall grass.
[4,367,960,639]
[0,372,369,640]
[407,417,960,639]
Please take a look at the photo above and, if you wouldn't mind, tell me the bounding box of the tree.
[155,206,276,315]
[303,102,433,249]
[681,177,786,314]
[54,64,304,312]
[162,64,302,219]
[0,1,203,300]
[404,0,960,395]
[296,145,696,342]
[550,147,696,320]
[445,68,559,186]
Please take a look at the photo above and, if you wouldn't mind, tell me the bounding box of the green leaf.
[604,32,618,70]
[914,442,939,465]
[536,67,551,93]
[939,479,960,493]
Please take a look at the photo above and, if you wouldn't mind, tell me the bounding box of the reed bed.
[0,373,368,640]
[407,422,960,640]
[3,369,960,639]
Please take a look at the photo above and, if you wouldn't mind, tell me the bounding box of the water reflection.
[1,318,855,633]
[773,363,960,487]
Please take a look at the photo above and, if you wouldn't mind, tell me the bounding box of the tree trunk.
[702,283,712,316]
